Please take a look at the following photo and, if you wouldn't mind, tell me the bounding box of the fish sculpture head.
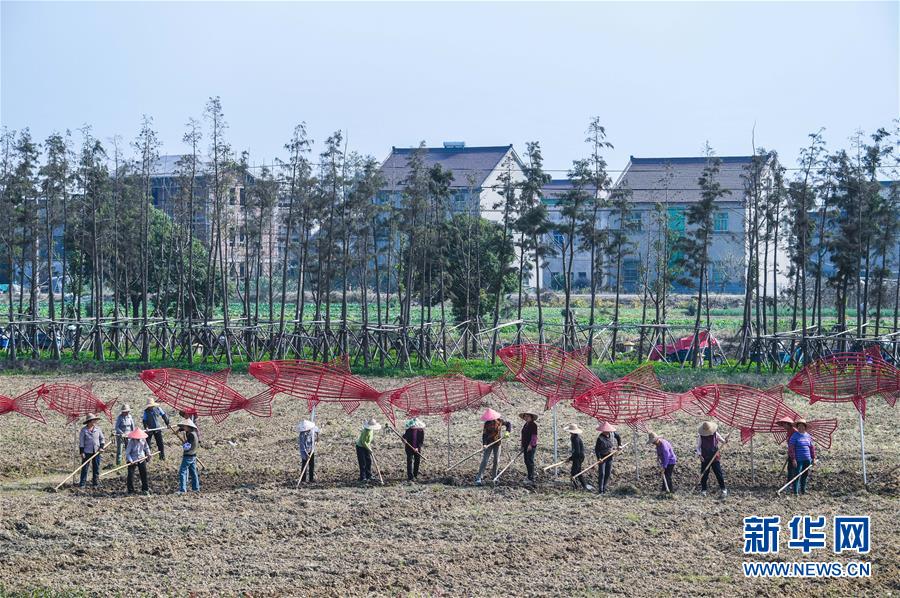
[786,369,810,396]
[140,368,169,390]
[248,361,277,386]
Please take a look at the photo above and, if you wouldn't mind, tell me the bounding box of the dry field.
[0,372,898,596]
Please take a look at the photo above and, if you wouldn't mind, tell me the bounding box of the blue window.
[714,211,728,232]
[626,211,642,231]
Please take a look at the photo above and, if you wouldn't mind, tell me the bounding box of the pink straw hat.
[127,429,148,440]
[480,408,502,422]
[596,421,616,433]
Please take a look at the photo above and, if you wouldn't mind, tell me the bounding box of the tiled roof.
[380,145,518,192]
[150,155,210,177]
[615,155,755,204]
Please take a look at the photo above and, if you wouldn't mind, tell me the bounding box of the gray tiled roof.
[615,156,754,204]
[150,155,210,177]
[380,145,518,192]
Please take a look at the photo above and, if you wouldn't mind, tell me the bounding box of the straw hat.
[519,410,539,421]
[405,418,426,430]
[480,408,502,422]
[127,429,148,440]
[596,422,616,433]
[120,404,131,414]
[82,413,101,425]
[698,421,718,437]
[176,418,198,430]
[776,416,795,426]
[646,432,660,445]
[793,417,808,428]
[145,399,159,409]
[563,423,583,435]
[296,420,316,433]
[363,417,382,431]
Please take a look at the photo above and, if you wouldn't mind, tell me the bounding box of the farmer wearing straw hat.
[595,422,622,493]
[696,421,727,497]
[142,399,169,461]
[176,419,200,493]
[648,432,677,493]
[356,418,381,482]
[297,419,320,483]
[563,423,592,490]
[519,410,539,484]
[475,408,511,486]
[125,428,152,495]
[787,418,816,495]
[78,413,106,488]
[402,418,426,481]
[776,416,797,484]
[114,404,135,466]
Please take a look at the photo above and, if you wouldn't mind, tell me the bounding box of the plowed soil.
[1,372,897,596]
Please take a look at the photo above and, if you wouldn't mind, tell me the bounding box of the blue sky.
[1,1,897,174]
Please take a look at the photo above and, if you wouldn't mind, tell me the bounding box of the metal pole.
[859,412,867,485]
[750,435,755,486]
[552,404,558,476]
[633,428,639,484]
[447,418,451,469]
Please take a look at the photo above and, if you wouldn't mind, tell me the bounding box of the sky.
[1,1,898,176]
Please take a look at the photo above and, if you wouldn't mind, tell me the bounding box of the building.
[541,155,761,294]
[149,155,271,281]
[378,142,526,222]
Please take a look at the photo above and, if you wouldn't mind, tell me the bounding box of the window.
[623,259,639,290]
[668,207,685,232]
[578,271,587,279]
[626,211,643,232]
[553,232,565,247]
[229,188,236,205]
[714,211,729,232]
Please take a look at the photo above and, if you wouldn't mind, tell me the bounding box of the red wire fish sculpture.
[0,387,46,423]
[248,358,395,422]
[572,368,695,430]
[497,344,603,409]
[140,368,272,424]
[388,374,506,421]
[787,349,900,418]
[37,382,116,423]
[690,384,837,448]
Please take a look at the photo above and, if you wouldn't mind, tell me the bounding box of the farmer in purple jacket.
[648,432,677,493]
[788,418,816,495]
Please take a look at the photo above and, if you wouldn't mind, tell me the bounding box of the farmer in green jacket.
[355,417,381,482]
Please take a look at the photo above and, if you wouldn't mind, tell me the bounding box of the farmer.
[776,416,796,484]
[696,421,727,497]
[78,413,106,488]
[124,428,152,495]
[179,409,200,444]
[563,423,592,491]
[142,399,170,461]
[176,419,200,494]
[788,418,816,495]
[648,432,677,493]
[519,410,539,484]
[355,417,381,482]
[114,404,135,466]
[595,422,622,493]
[296,419,319,483]
[475,408,511,486]
[402,418,426,481]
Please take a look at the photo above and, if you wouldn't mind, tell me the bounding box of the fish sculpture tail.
[13,393,46,424]
[882,391,899,408]
[806,419,839,449]
[102,398,117,422]
[243,390,274,418]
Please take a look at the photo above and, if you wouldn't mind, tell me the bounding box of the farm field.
[0,371,898,596]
